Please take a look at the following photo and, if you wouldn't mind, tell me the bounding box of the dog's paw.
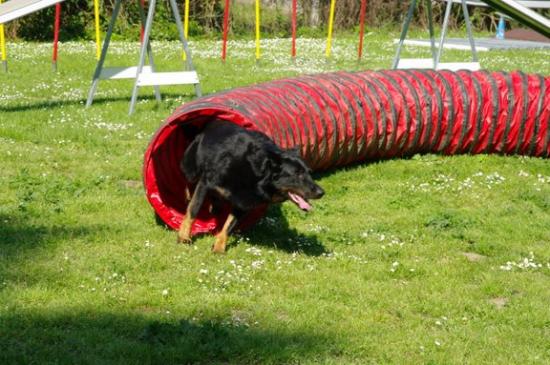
[211,246,226,254]
[211,239,227,254]
[177,234,192,244]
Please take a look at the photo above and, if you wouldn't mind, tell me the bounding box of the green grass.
[1,31,550,364]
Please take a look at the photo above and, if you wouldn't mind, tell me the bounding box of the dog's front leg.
[178,181,207,244]
[211,213,238,253]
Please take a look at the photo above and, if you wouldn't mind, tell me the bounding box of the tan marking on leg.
[177,214,193,244]
[213,186,231,199]
[211,213,236,254]
[177,186,202,244]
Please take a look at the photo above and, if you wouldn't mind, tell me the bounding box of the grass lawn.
[1,31,550,364]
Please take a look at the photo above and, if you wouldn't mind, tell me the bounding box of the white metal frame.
[86,0,201,115]
[393,0,480,71]
[0,0,65,24]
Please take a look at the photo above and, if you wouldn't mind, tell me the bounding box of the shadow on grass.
[0,213,100,260]
[155,205,328,257]
[0,93,193,113]
[242,205,328,256]
[0,311,335,364]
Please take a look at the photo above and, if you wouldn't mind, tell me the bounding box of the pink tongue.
[288,192,312,211]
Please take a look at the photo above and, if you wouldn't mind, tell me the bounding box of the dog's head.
[266,148,324,211]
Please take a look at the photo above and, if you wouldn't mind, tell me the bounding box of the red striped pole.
[221,0,230,62]
[140,0,145,43]
[291,0,297,58]
[358,0,367,60]
[52,2,61,71]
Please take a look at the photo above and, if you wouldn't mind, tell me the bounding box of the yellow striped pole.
[93,0,101,60]
[325,0,336,58]
[183,0,189,60]
[0,0,6,70]
[255,0,260,61]
[0,23,5,62]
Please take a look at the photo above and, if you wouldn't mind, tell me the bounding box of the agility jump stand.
[86,0,202,115]
[393,0,479,71]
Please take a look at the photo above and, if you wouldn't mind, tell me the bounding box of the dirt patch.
[489,297,509,309]
[461,252,487,262]
[121,180,143,189]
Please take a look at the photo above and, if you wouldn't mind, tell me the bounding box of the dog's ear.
[180,135,203,182]
[265,143,282,156]
[284,146,301,157]
[247,145,281,177]
[266,145,301,162]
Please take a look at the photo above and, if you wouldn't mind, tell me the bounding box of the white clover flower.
[245,247,262,256]
[499,252,549,271]
[251,260,265,270]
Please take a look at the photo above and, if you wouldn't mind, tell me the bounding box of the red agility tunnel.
[144,70,550,234]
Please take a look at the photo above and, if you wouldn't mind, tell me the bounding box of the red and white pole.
[140,0,145,43]
[358,0,367,60]
[291,0,297,58]
[221,0,230,62]
[52,2,61,71]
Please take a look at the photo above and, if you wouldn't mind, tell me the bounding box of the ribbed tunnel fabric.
[144,70,550,234]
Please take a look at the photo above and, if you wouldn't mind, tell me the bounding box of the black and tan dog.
[177,120,324,253]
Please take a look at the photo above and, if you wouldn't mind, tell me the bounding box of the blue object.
[496,16,506,40]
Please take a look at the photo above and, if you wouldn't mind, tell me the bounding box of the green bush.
[7,0,548,41]
[13,0,88,41]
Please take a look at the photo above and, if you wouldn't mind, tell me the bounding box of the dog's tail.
[180,134,202,183]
